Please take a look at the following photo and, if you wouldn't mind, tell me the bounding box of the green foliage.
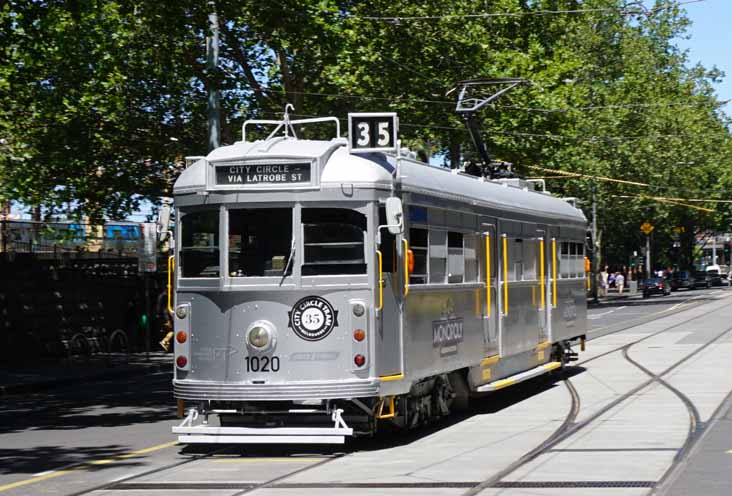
[1,0,731,268]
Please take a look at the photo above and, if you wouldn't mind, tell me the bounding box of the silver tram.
[170,112,588,444]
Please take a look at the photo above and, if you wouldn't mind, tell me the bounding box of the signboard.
[348,112,398,153]
[640,222,654,235]
[138,223,157,273]
[215,162,311,186]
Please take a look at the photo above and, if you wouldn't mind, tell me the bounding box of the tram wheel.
[448,371,470,412]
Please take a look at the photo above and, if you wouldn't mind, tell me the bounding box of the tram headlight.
[246,321,276,352]
[249,327,269,348]
[352,302,365,317]
[175,305,188,319]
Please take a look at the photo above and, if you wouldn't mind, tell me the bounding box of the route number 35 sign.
[348,113,398,153]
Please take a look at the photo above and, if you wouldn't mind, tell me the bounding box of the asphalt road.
[588,285,732,337]
[1,286,731,496]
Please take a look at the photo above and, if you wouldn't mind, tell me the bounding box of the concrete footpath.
[0,352,172,397]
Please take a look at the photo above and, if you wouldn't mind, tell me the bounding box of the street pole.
[206,2,220,152]
[591,190,598,303]
[645,234,651,276]
[144,273,151,360]
[711,236,717,267]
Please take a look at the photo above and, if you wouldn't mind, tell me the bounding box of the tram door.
[374,209,403,377]
[481,220,499,356]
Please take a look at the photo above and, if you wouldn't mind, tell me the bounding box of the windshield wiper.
[279,238,296,286]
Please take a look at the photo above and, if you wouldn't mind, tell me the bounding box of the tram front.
[171,116,404,444]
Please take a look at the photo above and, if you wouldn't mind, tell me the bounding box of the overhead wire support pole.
[206,2,221,152]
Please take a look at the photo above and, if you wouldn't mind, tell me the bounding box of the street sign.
[640,222,654,235]
[347,113,398,153]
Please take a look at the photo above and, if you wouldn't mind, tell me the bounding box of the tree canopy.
[1,0,730,266]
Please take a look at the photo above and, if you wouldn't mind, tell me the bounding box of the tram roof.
[174,137,586,224]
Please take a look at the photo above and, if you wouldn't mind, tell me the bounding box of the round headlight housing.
[249,327,269,348]
[175,305,188,319]
[352,302,366,317]
[246,321,276,352]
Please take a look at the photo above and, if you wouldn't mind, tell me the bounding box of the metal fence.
[0,219,141,258]
[0,220,170,362]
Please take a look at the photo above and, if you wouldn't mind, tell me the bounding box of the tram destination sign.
[215,162,311,186]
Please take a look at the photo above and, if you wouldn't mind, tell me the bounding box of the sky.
[675,0,732,115]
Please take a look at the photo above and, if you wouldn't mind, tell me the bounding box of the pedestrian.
[157,287,174,352]
[616,272,625,294]
[599,267,609,297]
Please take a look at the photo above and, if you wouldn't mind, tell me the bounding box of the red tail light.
[176,356,188,368]
[353,329,365,342]
[354,354,366,367]
[176,331,187,344]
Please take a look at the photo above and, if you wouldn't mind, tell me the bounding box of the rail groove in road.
[461,298,732,496]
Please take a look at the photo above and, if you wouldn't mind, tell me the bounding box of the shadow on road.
[0,372,176,436]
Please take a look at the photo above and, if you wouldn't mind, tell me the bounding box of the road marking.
[0,470,74,492]
[0,441,178,493]
[211,457,325,463]
[118,441,179,458]
[588,306,625,320]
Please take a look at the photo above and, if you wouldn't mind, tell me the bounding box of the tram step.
[476,361,562,393]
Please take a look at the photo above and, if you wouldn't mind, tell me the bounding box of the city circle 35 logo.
[288,296,339,341]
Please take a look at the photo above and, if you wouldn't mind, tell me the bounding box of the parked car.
[640,277,671,298]
[692,271,712,289]
[670,271,694,291]
[706,269,723,286]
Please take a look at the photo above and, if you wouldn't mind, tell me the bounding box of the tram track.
[460,298,732,495]
[75,448,347,495]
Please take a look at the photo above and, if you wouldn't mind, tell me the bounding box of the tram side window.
[410,228,428,284]
[448,232,464,283]
[302,208,366,275]
[464,234,478,283]
[429,230,447,283]
[522,239,538,280]
[560,241,569,279]
[229,208,292,277]
[181,210,220,278]
[512,239,524,281]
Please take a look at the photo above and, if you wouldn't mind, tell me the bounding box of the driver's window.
[228,208,293,277]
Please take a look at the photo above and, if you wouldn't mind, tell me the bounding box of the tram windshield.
[180,210,220,277]
[229,208,293,277]
[302,208,366,275]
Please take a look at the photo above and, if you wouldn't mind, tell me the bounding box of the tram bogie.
[170,112,587,444]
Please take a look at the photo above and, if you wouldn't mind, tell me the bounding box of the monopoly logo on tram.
[215,162,311,185]
[432,317,464,347]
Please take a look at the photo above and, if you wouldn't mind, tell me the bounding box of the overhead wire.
[524,165,731,204]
